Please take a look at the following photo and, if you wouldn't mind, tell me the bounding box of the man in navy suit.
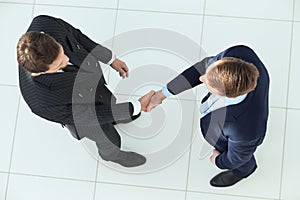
[147,45,270,187]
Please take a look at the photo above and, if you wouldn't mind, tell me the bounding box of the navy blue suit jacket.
[167,45,269,170]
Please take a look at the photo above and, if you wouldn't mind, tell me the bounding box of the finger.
[146,104,156,112]
[144,91,154,99]
[120,64,129,78]
[119,69,126,78]
[149,90,155,96]
[122,63,129,72]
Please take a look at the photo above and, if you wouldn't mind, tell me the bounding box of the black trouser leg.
[99,123,121,148]
[73,124,121,159]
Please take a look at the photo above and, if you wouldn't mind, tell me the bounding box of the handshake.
[138,90,167,112]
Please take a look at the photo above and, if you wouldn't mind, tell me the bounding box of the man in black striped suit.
[17,15,154,167]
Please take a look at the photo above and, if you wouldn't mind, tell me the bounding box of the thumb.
[148,90,155,96]
[146,102,156,112]
[146,104,152,112]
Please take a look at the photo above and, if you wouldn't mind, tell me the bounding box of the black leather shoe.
[210,170,243,187]
[112,113,141,125]
[102,150,146,167]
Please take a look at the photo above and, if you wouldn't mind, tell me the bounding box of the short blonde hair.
[206,57,259,98]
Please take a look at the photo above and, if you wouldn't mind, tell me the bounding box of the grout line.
[0,1,33,6]
[95,179,281,200]
[0,84,18,88]
[1,1,296,23]
[279,0,296,198]
[4,96,21,200]
[31,0,36,17]
[94,1,121,198]
[106,0,120,85]
[92,161,100,200]
[184,101,199,200]
[6,172,95,184]
[270,106,288,110]
[115,8,294,23]
[187,190,280,200]
[286,107,300,110]
[184,1,207,200]
[95,180,186,193]
[5,171,186,194]
[203,13,292,23]
[22,2,118,11]
[3,170,280,200]
[116,7,205,17]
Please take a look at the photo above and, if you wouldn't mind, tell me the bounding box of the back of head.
[17,31,60,73]
[206,57,259,98]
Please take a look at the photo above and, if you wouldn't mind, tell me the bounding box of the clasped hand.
[138,90,166,112]
[111,59,166,112]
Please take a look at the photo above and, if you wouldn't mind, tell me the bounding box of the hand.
[111,58,129,78]
[210,149,221,165]
[139,90,156,112]
[146,90,166,112]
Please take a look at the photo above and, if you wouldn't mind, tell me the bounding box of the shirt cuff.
[162,86,173,98]
[130,100,141,116]
[107,51,116,65]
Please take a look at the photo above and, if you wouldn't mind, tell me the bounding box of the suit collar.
[201,92,254,122]
[33,72,77,90]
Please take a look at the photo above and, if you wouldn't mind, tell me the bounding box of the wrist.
[158,90,166,101]
[108,54,116,66]
[161,86,173,98]
[131,100,141,115]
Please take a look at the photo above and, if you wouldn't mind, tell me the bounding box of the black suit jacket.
[19,15,135,138]
[167,45,269,170]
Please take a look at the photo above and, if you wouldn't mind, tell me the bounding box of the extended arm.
[39,90,155,125]
[167,56,214,95]
[147,56,215,111]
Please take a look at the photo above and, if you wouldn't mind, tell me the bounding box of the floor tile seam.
[3,1,294,23]
[95,180,187,193]
[278,0,296,197]
[184,1,207,199]
[187,190,280,200]
[6,171,96,183]
[4,96,21,200]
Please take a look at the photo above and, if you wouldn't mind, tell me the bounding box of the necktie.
[199,93,223,114]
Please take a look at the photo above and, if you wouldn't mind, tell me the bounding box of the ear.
[199,75,206,83]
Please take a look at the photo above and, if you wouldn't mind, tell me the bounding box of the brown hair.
[206,57,259,98]
[17,31,60,73]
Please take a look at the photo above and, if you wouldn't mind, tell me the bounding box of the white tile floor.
[0,0,299,200]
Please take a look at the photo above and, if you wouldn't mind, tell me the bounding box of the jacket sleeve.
[215,137,263,169]
[54,16,113,64]
[37,102,134,126]
[166,56,214,95]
